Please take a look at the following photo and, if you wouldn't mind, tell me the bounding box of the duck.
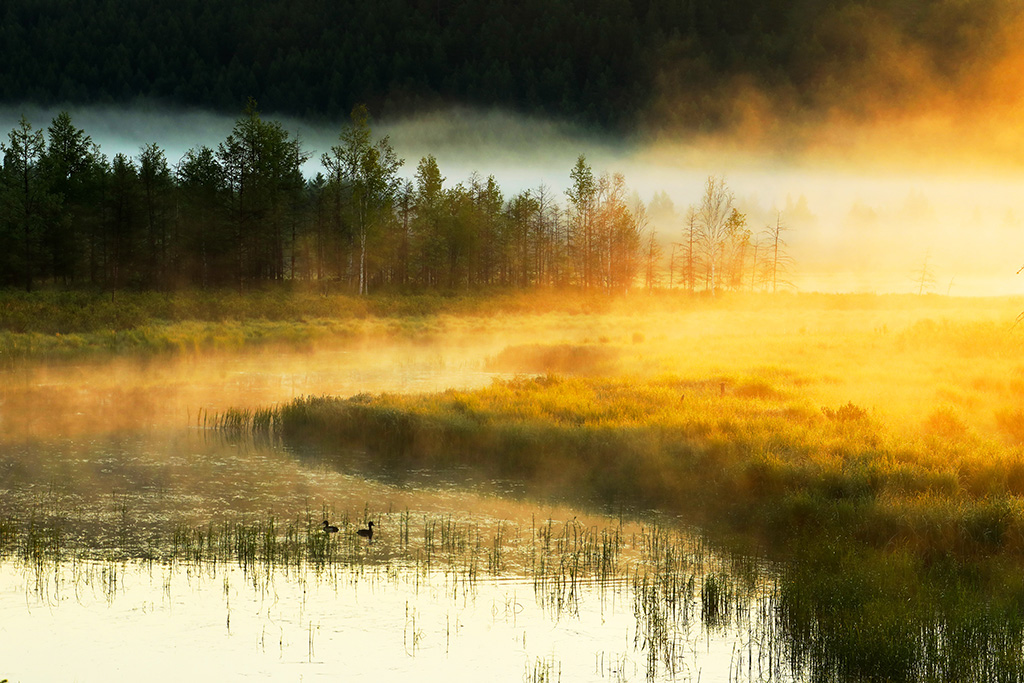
[356,521,374,541]
[322,520,339,533]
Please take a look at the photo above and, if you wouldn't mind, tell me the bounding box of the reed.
[241,374,1024,572]
[776,543,1024,682]
[9,495,1024,681]
[525,655,561,683]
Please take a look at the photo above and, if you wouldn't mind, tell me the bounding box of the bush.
[822,401,869,423]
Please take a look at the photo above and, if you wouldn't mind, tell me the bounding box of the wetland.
[4,290,1024,681]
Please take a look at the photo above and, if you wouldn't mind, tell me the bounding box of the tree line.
[0,105,790,294]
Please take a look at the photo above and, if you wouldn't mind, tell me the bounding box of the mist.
[3,102,1024,296]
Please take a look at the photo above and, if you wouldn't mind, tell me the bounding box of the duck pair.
[322,520,374,540]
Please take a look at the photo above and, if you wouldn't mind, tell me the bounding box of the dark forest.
[0,0,1010,130]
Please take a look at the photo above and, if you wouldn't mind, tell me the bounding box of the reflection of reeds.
[11,498,1024,681]
[775,543,1024,683]
[525,655,561,683]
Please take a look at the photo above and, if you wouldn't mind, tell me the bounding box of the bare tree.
[749,234,764,292]
[914,251,936,295]
[643,227,663,292]
[680,207,699,293]
[533,183,562,286]
[668,241,679,289]
[763,212,793,293]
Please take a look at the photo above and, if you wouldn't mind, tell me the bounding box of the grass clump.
[226,374,1024,568]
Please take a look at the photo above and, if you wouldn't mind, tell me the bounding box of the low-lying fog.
[3,103,1024,296]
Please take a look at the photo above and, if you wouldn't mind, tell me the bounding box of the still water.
[0,344,787,682]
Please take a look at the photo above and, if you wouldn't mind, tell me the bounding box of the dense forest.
[0,0,1013,130]
[0,106,787,294]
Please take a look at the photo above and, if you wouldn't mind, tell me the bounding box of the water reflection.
[0,484,785,683]
[0,378,788,683]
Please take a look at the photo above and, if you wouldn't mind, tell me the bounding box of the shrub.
[822,401,870,423]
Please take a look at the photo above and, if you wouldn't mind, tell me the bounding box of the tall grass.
[230,373,1024,565]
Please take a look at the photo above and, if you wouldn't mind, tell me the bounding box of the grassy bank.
[0,287,658,362]
[4,286,1021,364]
[226,366,1024,680]
[235,374,1024,560]
[0,286,642,334]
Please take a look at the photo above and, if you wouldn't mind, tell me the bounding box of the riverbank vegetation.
[192,289,1024,564]
[0,287,610,362]
[3,287,1019,372]
[202,289,1024,680]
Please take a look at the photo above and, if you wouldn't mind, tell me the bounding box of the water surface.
[0,343,787,682]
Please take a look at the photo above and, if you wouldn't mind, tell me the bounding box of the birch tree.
[695,175,734,295]
[322,104,403,294]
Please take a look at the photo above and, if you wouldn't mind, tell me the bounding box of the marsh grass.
[9,492,1024,681]
[0,287,669,362]
[0,498,757,653]
[232,374,1024,568]
[219,346,1024,680]
[14,289,1024,679]
[525,655,561,683]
